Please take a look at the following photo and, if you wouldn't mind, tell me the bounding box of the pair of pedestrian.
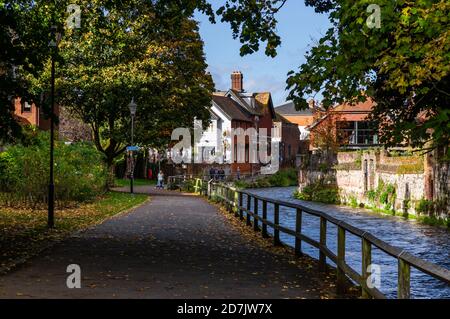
[209,167,225,181]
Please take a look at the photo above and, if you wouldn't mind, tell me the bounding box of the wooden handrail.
[187,178,450,299]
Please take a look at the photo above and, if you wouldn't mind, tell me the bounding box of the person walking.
[236,166,241,180]
[209,167,215,180]
[157,171,164,189]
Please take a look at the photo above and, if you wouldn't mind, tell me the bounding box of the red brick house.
[13,97,56,131]
[273,113,301,168]
[190,71,276,175]
[308,98,378,149]
[13,98,91,142]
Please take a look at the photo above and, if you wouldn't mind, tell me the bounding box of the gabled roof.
[212,95,253,122]
[226,89,261,116]
[307,98,376,130]
[332,98,375,113]
[275,101,314,116]
[224,89,276,120]
[254,92,276,119]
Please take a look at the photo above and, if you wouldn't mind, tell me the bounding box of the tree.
[309,108,343,165]
[0,0,67,142]
[284,0,450,157]
[4,0,448,157]
[32,1,214,181]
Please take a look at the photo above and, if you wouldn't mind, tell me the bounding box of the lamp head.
[128,97,137,116]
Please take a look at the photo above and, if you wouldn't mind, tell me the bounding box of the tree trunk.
[105,158,116,190]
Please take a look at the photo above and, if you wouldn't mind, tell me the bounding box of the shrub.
[367,190,377,203]
[416,199,434,215]
[235,168,298,189]
[294,182,340,204]
[349,196,358,208]
[314,188,340,204]
[0,132,107,207]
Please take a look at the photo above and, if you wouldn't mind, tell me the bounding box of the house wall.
[195,103,232,164]
[14,98,39,126]
[13,97,60,131]
[279,123,300,168]
[281,115,314,141]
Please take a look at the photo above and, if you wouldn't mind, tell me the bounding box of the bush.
[294,182,340,204]
[416,198,434,215]
[314,188,340,204]
[349,196,358,208]
[234,168,298,189]
[0,132,107,207]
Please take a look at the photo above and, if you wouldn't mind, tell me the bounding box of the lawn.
[0,191,148,274]
[115,178,156,187]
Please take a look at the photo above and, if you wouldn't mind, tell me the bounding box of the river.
[245,187,450,299]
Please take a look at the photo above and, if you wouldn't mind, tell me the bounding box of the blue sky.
[194,1,331,107]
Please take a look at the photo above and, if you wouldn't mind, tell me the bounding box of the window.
[22,101,32,113]
[337,121,378,146]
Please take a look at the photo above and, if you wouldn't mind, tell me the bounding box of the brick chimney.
[231,71,243,92]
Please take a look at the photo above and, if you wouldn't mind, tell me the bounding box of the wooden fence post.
[398,258,411,299]
[226,188,231,212]
[233,190,239,217]
[246,194,251,226]
[319,216,327,271]
[239,192,244,220]
[336,225,346,294]
[253,197,259,231]
[362,237,372,298]
[274,203,281,246]
[262,200,268,238]
[295,208,303,256]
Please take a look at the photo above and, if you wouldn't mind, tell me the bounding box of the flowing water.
[245,187,450,299]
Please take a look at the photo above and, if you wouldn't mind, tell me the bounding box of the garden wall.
[299,149,436,216]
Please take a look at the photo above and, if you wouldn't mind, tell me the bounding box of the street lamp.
[128,97,137,194]
[48,26,61,228]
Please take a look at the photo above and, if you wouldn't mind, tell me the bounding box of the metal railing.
[175,177,450,299]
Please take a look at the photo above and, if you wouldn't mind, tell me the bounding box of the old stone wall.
[298,149,443,216]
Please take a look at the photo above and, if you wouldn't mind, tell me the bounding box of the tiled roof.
[332,98,375,113]
[275,101,314,116]
[308,98,375,130]
[212,95,253,122]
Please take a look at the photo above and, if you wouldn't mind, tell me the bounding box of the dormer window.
[21,100,32,113]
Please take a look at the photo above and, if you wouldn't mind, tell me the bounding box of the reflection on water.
[246,187,450,299]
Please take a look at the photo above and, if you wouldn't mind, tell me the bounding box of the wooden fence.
[170,176,450,299]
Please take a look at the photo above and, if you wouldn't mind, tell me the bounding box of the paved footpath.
[0,187,340,299]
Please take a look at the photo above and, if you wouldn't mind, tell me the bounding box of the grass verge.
[114,178,156,187]
[0,191,148,274]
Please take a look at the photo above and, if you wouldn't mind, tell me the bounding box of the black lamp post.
[128,97,137,194]
[48,26,61,228]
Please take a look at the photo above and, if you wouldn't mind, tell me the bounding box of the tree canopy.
[2,0,449,156]
[284,0,449,155]
[52,0,214,167]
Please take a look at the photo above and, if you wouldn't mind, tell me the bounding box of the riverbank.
[292,190,449,229]
[0,191,149,274]
[234,168,298,189]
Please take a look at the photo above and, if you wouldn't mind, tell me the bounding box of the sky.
[194,1,331,107]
